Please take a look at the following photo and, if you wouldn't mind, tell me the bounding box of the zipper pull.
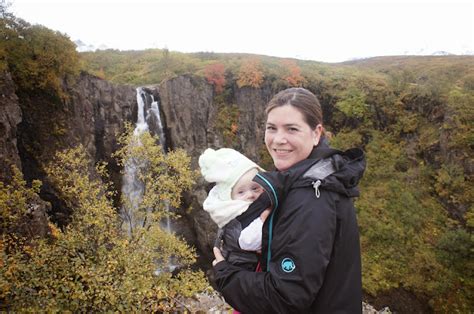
[312,180,321,198]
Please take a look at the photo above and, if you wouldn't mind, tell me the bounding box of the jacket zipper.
[312,180,322,198]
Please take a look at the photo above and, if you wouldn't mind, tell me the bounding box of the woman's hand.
[260,208,272,222]
[213,247,225,266]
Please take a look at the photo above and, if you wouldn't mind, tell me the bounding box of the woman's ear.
[313,124,323,146]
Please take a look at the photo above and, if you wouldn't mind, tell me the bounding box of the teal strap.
[256,173,278,271]
[266,210,276,271]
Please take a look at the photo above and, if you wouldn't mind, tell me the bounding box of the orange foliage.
[204,62,226,93]
[230,123,238,134]
[281,59,305,86]
[237,58,264,88]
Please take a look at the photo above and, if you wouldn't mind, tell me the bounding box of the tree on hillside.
[280,59,305,87]
[204,62,226,94]
[0,11,80,98]
[236,58,264,88]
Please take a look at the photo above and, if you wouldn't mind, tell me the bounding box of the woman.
[212,87,366,313]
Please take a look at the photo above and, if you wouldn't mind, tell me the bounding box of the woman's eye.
[266,126,276,131]
[288,127,298,132]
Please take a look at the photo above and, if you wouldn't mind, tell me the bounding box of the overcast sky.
[10,0,474,63]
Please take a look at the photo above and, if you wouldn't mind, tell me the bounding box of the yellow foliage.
[237,58,264,88]
[113,124,196,227]
[356,130,473,311]
[0,129,207,311]
[0,166,42,245]
[1,16,80,98]
[330,129,364,151]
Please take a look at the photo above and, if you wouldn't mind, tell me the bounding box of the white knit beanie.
[199,148,263,227]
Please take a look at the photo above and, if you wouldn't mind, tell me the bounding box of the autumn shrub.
[236,58,264,88]
[444,87,474,150]
[335,87,371,121]
[329,129,364,151]
[0,167,42,238]
[352,130,473,312]
[258,144,274,171]
[0,128,208,311]
[215,104,240,148]
[1,13,80,98]
[280,59,305,87]
[204,62,226,94]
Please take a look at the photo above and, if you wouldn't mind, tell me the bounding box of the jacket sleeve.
[213,188,338,313]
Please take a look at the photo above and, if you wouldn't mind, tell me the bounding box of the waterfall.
[122,87,178,274]
[134,88,149,136]
[147,93,172,233]
[121,87,171,235]
[147,98,166,151]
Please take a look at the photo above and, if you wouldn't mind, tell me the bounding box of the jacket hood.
[309,147,366,197]
[253,141,366,211]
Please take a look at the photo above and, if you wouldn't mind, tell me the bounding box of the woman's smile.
[273,148,292,154]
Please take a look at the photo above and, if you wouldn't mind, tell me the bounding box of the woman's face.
[265,105,322,171]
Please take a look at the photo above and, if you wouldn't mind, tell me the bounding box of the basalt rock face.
[64,72,136,168]
[0,71,22,182]
[146,76,215,262]
[0,70,50,238]
[148,76,275,262]
[16,72,135,226]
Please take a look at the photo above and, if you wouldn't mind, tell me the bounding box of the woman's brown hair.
[266,88,325,134]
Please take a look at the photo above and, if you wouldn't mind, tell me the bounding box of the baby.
[199,148,271,270]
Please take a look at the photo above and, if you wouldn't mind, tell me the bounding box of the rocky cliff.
[13,72,135,226]
[0,70,50,237]
[2,71,223,255]
[0,71,22,182]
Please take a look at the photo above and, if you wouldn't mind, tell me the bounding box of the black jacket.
[213,142,366,313]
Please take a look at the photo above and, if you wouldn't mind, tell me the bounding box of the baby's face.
[231,168,264,202]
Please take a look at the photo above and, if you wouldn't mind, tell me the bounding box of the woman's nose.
[273,130,287,144]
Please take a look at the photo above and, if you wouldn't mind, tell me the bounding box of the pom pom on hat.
[199,148,262,202]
